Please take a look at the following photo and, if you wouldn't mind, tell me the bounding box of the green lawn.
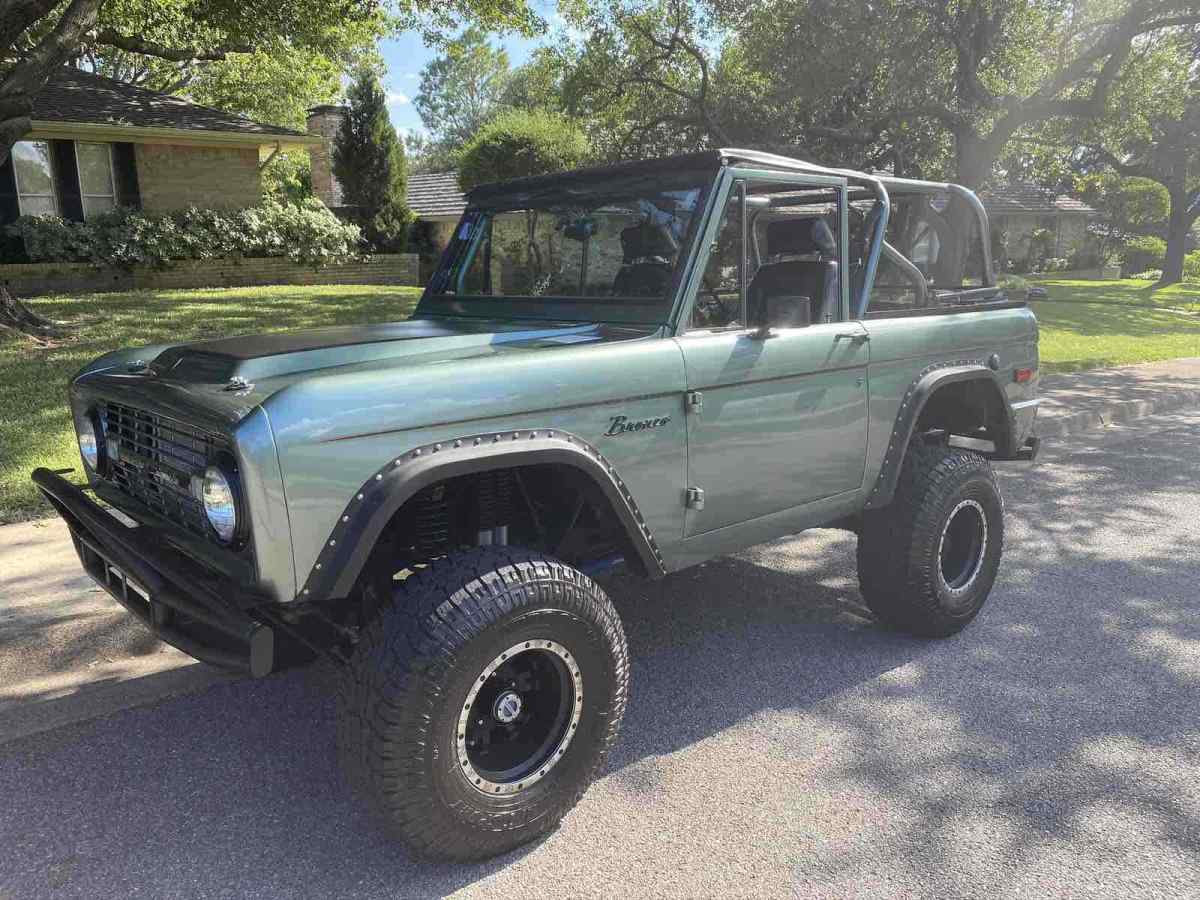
[1028,276,1200,311]
[0,284,421,524]
[1029,278,1200,373]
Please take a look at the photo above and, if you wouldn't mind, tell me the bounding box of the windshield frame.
[415,166,720,327]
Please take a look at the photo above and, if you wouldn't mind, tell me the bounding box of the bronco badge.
[605,414,671,436]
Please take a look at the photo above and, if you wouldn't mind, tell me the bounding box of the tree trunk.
[0,0,103,166]
[1160,185,1194,286]
[0,286,68,339]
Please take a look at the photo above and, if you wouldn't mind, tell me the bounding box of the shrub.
[1130,269,1163,281]
[1120,235,1166,275]
[1185,251,1200,281]
[7,199,362,269]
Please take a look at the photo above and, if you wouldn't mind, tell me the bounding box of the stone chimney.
[306,105,347,207]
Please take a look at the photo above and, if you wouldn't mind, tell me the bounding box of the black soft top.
[464,150,723,207]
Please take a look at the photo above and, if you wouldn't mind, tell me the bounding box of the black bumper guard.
[31,468,274,677]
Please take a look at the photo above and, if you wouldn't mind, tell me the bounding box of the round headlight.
[202,465,239,544]
[78,415,101,471]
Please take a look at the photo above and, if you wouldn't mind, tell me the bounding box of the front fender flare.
[296,428,667,602]
[863,362,1014,510]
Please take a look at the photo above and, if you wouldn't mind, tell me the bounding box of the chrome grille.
[99,401,223,538]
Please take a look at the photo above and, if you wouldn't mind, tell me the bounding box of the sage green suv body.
[34,149,1038,859]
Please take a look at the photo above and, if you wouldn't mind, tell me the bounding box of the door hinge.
[685,391,703,414]
[685,487,705,510]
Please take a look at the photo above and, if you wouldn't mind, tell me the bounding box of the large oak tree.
[563,0,1200,192]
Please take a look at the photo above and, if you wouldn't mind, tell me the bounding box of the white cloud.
[386,91,410,106]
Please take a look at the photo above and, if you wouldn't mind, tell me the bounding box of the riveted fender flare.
[863,362,1015,511]
[295,428,667,602]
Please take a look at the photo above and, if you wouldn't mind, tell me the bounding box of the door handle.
[835,332,870,344]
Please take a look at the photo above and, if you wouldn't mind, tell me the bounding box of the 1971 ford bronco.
[32,148,1039,860]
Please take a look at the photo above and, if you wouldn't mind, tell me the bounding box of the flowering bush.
[7,199,362,269]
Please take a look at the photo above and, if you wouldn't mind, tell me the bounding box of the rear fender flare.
[864,361,1014,510]
[297,428,666,602]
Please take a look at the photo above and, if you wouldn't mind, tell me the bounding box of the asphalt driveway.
[2,412,1199,898]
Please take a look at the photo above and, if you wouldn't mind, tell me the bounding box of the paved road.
[2,412,1199,899]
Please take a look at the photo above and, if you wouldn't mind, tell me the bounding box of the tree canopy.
[457,109,591,190]
[414,27,512,163]
[0,0,544,161]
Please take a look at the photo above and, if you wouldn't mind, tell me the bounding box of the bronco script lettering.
[605,414,672,436]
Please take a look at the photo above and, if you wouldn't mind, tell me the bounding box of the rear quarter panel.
[862,304,1039,487]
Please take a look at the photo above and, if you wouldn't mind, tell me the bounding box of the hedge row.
[5,199,362,269]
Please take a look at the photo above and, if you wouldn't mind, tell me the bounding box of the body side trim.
[317,388,679,444]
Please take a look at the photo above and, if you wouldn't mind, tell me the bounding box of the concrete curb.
[1036,388,1200,438]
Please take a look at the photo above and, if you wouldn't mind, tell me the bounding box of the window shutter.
[0,153,25,261]
[0,154,19,225]
[50,140,84,221]
[112,142,140,209]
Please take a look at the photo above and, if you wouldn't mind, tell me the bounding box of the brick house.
[979,183,1099,271]
[1,68,321,227]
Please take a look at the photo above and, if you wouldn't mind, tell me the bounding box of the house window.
[12,140,57,216]
[75,142,116,217]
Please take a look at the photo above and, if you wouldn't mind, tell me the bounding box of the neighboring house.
[405,171,467,253]
[979,183,1099,269]
[2,67,320,227]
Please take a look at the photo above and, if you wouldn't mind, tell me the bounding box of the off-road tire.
[336,547,629,861]
[857,439,1004,637]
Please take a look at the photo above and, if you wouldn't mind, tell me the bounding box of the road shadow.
[1,415,1199,896]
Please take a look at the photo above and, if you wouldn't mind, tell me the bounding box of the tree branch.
[0,0,61,51]
[92,28,252,62]
[0,0,102,131]
[1085,143,1159,181]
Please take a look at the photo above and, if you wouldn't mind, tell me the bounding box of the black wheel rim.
[458,640,583,796]
[938,498,988,595]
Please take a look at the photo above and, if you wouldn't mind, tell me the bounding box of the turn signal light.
[1014,368,1034,383]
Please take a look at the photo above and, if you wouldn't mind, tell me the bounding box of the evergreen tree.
[333,70,413,252]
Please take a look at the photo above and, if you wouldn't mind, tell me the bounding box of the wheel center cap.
[493,690,522,724]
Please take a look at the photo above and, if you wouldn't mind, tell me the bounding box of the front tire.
[857,439,1004,637]
[337,547,628,861]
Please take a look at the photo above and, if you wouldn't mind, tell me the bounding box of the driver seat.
[612,222,678,297]
[748,218,840,326]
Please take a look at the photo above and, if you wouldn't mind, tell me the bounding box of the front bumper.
[31,468,275,677]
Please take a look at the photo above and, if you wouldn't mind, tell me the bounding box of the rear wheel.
[857,439,1004,637]
[337,547,628,861]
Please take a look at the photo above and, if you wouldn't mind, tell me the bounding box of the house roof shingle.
[33,68,310,139]
[406,172,466,219]
[980,183,1097,216]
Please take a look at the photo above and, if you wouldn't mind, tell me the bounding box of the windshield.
[425,173,710,315]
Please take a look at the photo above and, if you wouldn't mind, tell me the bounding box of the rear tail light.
[1014,367,1034,383]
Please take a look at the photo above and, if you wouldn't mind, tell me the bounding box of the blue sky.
[378,0,564,136]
